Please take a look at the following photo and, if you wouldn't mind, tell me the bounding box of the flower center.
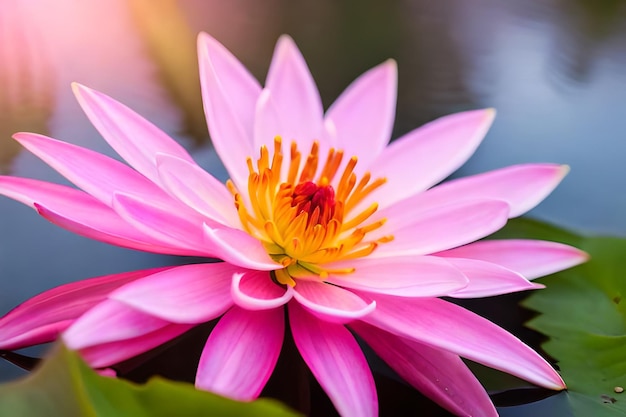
[291,181,335,228]
[227,137,392,287]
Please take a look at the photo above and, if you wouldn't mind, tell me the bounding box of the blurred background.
[0,0,624,407]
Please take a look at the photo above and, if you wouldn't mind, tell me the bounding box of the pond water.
[0,0,624,415]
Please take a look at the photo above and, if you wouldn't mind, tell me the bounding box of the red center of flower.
[291,181,336,227]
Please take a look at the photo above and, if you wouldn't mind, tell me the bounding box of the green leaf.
[0,343,302,417]
[495,218,626,416]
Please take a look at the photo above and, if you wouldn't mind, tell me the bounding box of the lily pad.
[495,218,626,416]
[0,343,301,417]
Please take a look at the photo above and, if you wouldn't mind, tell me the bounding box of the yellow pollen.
[227,136,391,286]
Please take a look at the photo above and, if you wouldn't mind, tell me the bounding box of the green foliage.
[0,344,301,417]
[497,218,626,416]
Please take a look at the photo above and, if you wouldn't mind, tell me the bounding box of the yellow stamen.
[229,137,391,286]
[273,269,296,287]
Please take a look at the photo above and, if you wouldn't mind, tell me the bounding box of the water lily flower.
[0,33,587,417]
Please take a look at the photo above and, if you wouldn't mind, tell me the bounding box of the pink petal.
[292,280,375,324]
[0,175,95,210]
[72,83,196,186]
[35,203,191,256]
[289,302,377,417]
[363,295,566,390]
[265,35,324,147]
[196,32,261,138]
[203,224,280,271]
[324,256,468,297]
[195,306,284,400]
[197,33,256,190]
[325,60,397,169]
[231,271,293,310]
[155,153,239,227]
[366,109,496,210]
[112,192,209,256]
[198,33,261,132]
[81,323,194,368]
[417,164,569,218]
[12,133,171,208]
[111,263,235,323]
[252,89,332,183]
[351,322,497,417]
[252,88,283,152]
[436,239,589,280]
[0,268,167,350]
[0,321,72,352]
[444,258,541,298]
[63,299,171,350]
[0,176,183,255]
[371,200,510,258]
[97,369,117,378]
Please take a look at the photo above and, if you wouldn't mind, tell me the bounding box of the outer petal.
[203,224,280,271]
[111,263,235,323]
[72,83,195,186]
[252,89,333,184]
[289,302,377,417]
[292,280,375,323]
[264,35,324,148]
[13,133,172,208]
[112,192,209,256]
[63,300,171,350]
[325,60,397,168]
[155,153,239,227]
[324,255,468,297]
[351,322,497,417]
[35,204,192,256]
[0,268,168,350]
[371,200,510,258]
[197,33,257,190]
[443,258,541,298]
[252,88,283,152]
[0,175,98,211]
[365,109,495,210]
[436,239,589,280]
[363,295,566,390]
[81,323,194,368]
[415,164,569,218]
[0,176,185,255]
[195,306,284,400]
[196,32,261,138]
[231,271,293,310]
[370,164,568,227]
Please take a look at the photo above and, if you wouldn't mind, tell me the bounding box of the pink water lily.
[0,33,587,417]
